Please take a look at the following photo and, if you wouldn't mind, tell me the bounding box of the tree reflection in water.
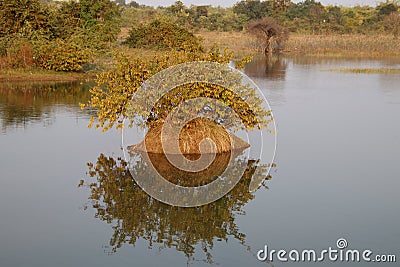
[80,151,273,265]
[0,81,92,132]
[245,55,288,80]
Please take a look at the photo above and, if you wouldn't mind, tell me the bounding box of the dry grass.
[119,31,257,60]
[197,31,400,57]
[196,31,258,58]
[128,117,249,154]
[115,46,165,60]
[0,68,88,82]
[118,27,131,43]
[325,68,400,74]
[285,34,400,57]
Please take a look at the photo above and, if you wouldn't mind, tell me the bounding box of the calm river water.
[0,56,399,266]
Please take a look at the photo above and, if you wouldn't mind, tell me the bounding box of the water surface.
[0,56,399,266]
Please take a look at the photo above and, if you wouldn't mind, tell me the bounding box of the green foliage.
[164,0,191,26]
[34,38,93,71]
[123,18,202,51]
[80,46,267,133]
[0,36,34,68]
[376,0,399,18]
[200,7,246,31]
[282,0,395,34]
[1,0,399,73]
[140,82,266,131]
[55,0,121,29]
[0,0,54,38]
[384,11,400,37]
[54,0,121,41]
[233,0,272,21]
[0,33,96,71]
[118,0,399,35]
[120,5,157,27]
[285,0,328,32]
[128,1,140,8]
[0,0,120,71]
[79,0,121,28]
[120,3,249,32]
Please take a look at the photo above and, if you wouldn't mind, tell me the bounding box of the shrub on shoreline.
[123,18,202,51]
[34,39,93,72]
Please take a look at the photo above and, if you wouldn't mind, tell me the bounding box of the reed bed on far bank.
[198,31,400,57]
[196,31,257,58]
[285,34,400,57]
[325,68,400,74]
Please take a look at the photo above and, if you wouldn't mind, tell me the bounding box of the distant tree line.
[1,0,399,72]
[122,0,400,35]
[0,0,121,71]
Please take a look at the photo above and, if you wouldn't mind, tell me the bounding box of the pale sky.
[132,0,384,7]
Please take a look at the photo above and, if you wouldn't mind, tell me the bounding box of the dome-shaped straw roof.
[128,118,250,155]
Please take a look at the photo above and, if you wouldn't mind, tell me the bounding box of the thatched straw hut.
[128,118,249,155]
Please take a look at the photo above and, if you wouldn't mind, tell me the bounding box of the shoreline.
[0,69,92,83]
[2,32,400,82]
